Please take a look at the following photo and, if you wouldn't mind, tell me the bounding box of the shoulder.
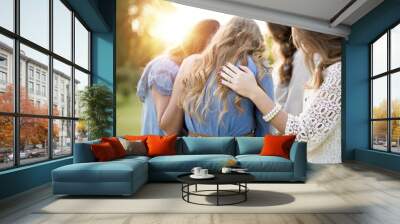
[151,55,179,72]
[322,61,341,88]
[181,54,201,68]
[177,54,201,79]
[324,62,341,80]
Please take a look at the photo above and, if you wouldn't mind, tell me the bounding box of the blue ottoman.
[52,156,148,196]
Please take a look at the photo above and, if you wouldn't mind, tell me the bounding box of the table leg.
[195,184,198,192]
[245,183,247,201]
[217,184,219,206]
[187,184,190,202]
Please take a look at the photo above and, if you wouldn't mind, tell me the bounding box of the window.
[0,71,6,85]
[0,0,91,170]
[42,85,46,97]
[53,119,72,158]
[28,81,34,94]
[0,116,13,170]
[53,0,72,60]
[370,23,400,154]
[0,35,13,112]
[0,54,7,67]
[74,69,89,118]
[35,83,40,95]
[0,53,8,89]
[20,0,49,48]
[74,18,90,70]
[0,0,14,32]
[28,67,34,80]
[35,70,40,81]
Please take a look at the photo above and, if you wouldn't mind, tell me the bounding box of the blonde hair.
[292,28,342,88]
[168,19,220,65]
[180,17,266,122]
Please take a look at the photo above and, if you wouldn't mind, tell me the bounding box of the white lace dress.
[285,62,342,164]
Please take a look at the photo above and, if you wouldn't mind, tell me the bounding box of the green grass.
[116,94,142,135]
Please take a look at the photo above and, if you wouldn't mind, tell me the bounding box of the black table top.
[177,172,255,185]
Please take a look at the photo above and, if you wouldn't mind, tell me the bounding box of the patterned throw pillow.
[119,138,147,156]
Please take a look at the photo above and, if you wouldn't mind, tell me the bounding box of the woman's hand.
[220,63,263,100]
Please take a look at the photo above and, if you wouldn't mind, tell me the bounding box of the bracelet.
[262,104,282,122]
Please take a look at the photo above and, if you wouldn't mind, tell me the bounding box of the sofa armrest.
[73,140,100,163]
[289,142,307,181]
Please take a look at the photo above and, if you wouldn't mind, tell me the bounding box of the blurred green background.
[116,0,172,135]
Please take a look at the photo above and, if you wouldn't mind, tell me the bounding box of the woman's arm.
[151,88,171,125]
[159,56,198,134]
[254,72,274,136]
[220,62,341,145]
[159,73,185,135]
[220,63,288,132]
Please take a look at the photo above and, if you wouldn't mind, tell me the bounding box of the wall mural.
[116,0,343,163]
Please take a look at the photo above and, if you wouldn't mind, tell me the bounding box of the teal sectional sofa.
[52,137,307,196]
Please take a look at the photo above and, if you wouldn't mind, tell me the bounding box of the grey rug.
[38,183,362,214]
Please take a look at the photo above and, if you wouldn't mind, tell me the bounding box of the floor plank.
[1,162,400,224]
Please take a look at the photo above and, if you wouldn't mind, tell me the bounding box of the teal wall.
[0,0,115,200]
[0,158,72,199]
[91,0,116,135]
[344,0,400,170]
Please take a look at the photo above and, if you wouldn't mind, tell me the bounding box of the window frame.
[370,21,400,154]
[0,0,92,171]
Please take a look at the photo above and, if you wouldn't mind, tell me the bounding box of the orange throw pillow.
[260,135,296,159]
[146,135,177,157]
[101,137,126,158]
[91,142,117,161]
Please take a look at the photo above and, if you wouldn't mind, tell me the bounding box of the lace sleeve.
[285,62,341,144]
[148,59,179,96]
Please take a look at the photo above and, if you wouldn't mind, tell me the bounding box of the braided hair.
[267,23,296,85]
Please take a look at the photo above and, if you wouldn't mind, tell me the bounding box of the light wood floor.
[1,162,400,224]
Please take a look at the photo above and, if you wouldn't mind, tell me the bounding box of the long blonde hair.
[292,28,342,88]
[168,19,220,65]
[180,17,266,122]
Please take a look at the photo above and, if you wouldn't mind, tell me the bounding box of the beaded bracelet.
[262,104,282,122]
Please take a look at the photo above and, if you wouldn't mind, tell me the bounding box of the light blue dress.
[137,55,179,135]
[184,56,274,137]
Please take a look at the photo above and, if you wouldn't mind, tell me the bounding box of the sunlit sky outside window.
[0,0,13,31]
[0,0,87,75]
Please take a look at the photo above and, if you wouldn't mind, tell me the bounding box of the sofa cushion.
[149,154,235,172]
[260,135,296,159]
[53,158,147,183]
[119,138,147,156]
[101,137,127,158]
[91,142,118,161]
[236,155,293,172]
[236,137,263,155]
[147,135,177,157]
[179,137,235,155]
[73,139,100,163]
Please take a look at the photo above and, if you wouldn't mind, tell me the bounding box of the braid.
[278,42,296,85]
[268,23,296,85]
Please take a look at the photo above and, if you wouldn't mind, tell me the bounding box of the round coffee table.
[177,173,255,206]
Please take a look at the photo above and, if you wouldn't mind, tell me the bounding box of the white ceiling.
[170,0,384,37]
[226,0,352,22]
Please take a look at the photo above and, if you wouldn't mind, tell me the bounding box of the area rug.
[37,183,362,214]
